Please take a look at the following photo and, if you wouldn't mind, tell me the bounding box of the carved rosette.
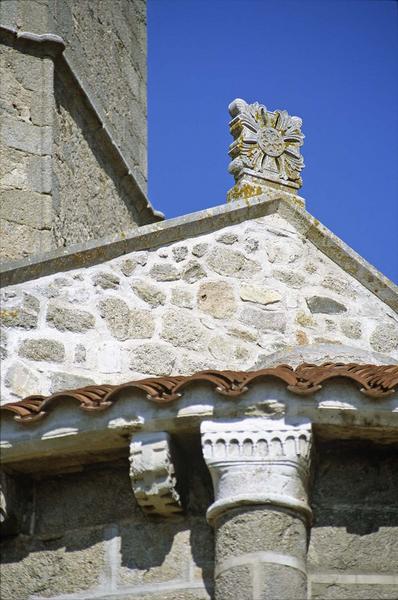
[201,418,312,524]
[228,98,304,195]
[129,432,182,517]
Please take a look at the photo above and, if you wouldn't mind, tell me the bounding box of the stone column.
[201,418,312,600]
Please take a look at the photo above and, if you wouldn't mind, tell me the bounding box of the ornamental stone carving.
[227,98,304,201]
[201,417,312,523]
[129,431,183,516]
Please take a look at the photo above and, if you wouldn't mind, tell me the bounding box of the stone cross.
[227,98,305,202]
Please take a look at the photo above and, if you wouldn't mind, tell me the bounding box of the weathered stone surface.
[0,190,53,229]
[118,592,212,600]
[207,247,260,279]
[99,296,130,340]
[0,218,55,261]
[172,245,188,262]
[5,362,40,398]
[1,117,52,155]
[197,282,236,319]
[309,526,398,574]
[130,343,176,375]
[161,310,206,350]
[273,269,305,288]
[296,330,309,345]
[370,323,398,353]
[18,338,65,362]
[182,260,207,284]
[239,284,282,306]
[93,271,120,289]
[23,294,40,313]
[49,372,95,393]
[100,297,154,340]
[176,352,216,374]
[0,329,7,359]
[305,261,318,274]
[0,528,106,599]
[171,287,194,309]
[296,310,316,327]
[192,242,208,257]
[340,319,362,339]
[120,258,137,277]
[227,326,258,343]
[35,466,136,534]
[214,506,307,599]
[135,252,149,266]
[43,277,73,299]
[306,296,347,315]
[132,279,166,307]
[239,306,287,332]
[256,564,307,600]
[208,336,250,363]
[0,306,38,329]
[322,275,357,297]
[311,583,398,600]
[119,522,191,586]
[215,505,307,562]
[150,263,180,281]
[215,565,252,600]
[216,232,238,245]
[129,309,155,338]
[267,240,303,265]
[27,155,52,193]
[47,304,95,332]
[74,344,86,363]
[244,237,259,253]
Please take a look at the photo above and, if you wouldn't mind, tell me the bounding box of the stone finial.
[227,98,304,202]
[201,418,312,524]
[129,432,183,517]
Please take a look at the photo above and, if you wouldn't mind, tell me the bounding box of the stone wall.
[51,65,141,249]
[0,43,56,260]
[308,440,398,599]
[0,0,150,262]
[0,437,214,600]
[2,434,397,599]
[0,0,147,192]
[49,0,147,193]
[1,212,397,404]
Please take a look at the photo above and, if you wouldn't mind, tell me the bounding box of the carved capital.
[227,98,304,201]
[129,432,183,517]
[201,418,312,524]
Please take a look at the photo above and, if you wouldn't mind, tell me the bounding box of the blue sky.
[147,0,398,283]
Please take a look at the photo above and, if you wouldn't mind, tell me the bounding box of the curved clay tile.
[1,363,397,425]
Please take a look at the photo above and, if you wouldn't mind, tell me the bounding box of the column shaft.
[214,506,307,600]
[201,418,312,600]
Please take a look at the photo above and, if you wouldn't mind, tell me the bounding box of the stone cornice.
[1,363,397,425]
[1,362,398,473]
[0,25,65,56]
[1,195,396,315]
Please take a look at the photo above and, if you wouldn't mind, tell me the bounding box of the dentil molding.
[201,417,313,524]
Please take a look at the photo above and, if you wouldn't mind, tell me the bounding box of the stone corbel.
[201,417,312,524]
[129,432,183,517]
[0,471,19,536]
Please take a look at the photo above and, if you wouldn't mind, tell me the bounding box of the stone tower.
[0,0,162,262]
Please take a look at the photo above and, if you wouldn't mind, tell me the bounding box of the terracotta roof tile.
[1,363,397,425]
